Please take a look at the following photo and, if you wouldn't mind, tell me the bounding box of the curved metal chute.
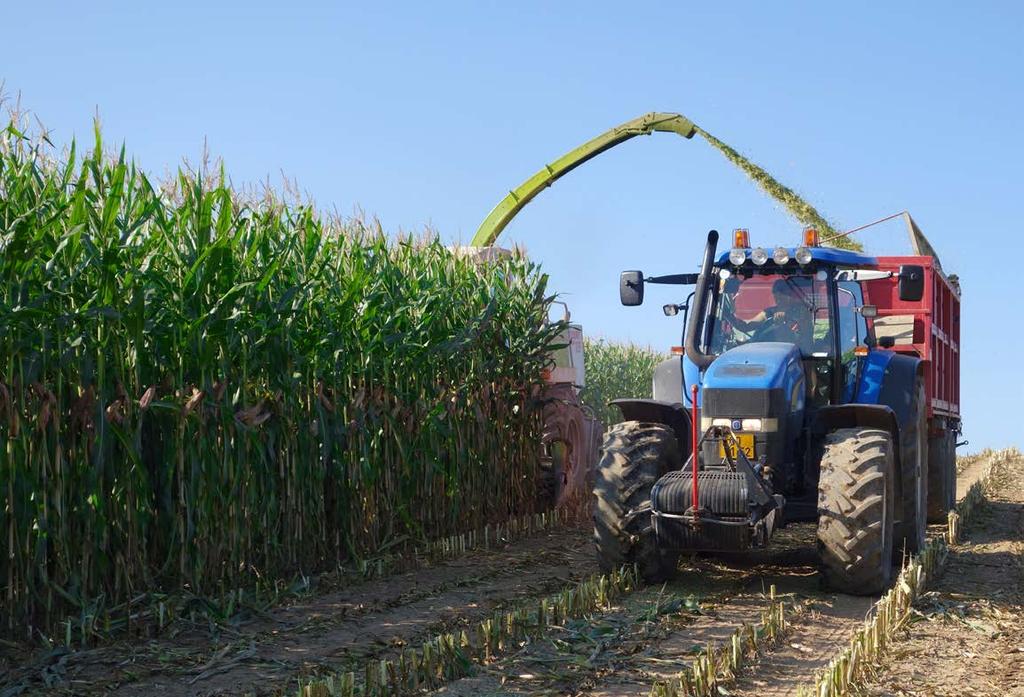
[470,112,697,247]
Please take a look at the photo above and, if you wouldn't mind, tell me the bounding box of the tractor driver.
[730,278,814,353]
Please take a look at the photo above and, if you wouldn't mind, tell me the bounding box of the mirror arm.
[647,273,699,285]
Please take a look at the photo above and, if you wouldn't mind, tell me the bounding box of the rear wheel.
[927,426,957,522]
[817,427,895,595]
[895,381,928,556]
[593,421,680,583]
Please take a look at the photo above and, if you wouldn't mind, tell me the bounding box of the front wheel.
[593,421,680,583]
[817,427,895,595]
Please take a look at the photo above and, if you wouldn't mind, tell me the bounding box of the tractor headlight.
[751,247,768,266]
[795,246,813,265]
[729,248,746,265]
[772,247,790,265]
[741,418,763,432]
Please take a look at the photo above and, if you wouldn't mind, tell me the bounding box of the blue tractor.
[594,228,943,594]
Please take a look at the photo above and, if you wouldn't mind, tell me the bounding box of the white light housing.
[795,246,813,265]
[712,418,731,427]
[729,248,746,265]
[751,247,768,265]
[741,418,763,432]
[772,247,790,265]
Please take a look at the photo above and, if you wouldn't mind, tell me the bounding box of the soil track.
[425,524,830,696]
[857,454,1024,696]
[3,452,1006,697]
[3,526,597,696]
[720,449,1012,697]
[426,452,1005,697]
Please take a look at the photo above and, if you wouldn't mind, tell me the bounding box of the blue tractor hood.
[703,342,804,392]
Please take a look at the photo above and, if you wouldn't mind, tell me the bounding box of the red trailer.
[863,255,962,518]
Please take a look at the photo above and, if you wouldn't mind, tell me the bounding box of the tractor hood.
[700,343,806,419]
[704,343,803,391]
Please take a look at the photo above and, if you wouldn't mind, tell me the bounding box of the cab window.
[837,280,869,400]
[837,281,868,358]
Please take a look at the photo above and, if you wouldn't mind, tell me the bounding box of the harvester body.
[540,303,602,509]
[450,246,601,509]
[597,229,961,593]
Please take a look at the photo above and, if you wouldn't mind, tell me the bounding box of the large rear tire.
[895,381,928,556]
[927,426,957,522]
[817,427,895,595]
[593,421,680,583]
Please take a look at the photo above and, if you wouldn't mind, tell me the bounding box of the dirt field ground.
[856,456,1024,697]
[2,450,1018,696]
[3,527,598,696]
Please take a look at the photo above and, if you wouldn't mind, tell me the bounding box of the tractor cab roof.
[716,246,877,270]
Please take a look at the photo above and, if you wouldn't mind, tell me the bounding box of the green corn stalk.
[579,339,666,427]
[0,113,562,639]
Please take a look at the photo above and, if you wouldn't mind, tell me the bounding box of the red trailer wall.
[862,256,961,425]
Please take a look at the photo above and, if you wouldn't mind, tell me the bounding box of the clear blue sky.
[3,2,1021,451]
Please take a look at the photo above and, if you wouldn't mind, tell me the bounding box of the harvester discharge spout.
[470,112,697,247]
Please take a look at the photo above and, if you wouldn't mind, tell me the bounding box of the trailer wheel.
[895,381,928,556]
[927,426,957,522]
[817,427,895,595]
[593,421,680,583]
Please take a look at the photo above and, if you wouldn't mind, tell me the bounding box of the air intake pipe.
[684,230,719,371]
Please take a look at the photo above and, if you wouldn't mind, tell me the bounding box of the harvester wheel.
[895,381,928,556]
[817,427,895,595]
[540,387,587,508]
[593,421,680,583]
[927,427,956,522]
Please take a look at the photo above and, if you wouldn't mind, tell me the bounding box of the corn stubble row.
[293,447,1007,697]
[296,565,640,697]
[649,584,793,697]
[0,120,559,640]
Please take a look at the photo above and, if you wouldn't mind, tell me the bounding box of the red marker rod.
[691,383,699,514]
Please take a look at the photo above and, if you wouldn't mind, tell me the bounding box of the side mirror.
[859,304,878,318]
[898,264,925,302]
[663,304,681,316]
[620,270,644,306]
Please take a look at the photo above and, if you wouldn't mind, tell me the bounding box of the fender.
[813,403,900,444]
[855,350,924,430]
[878,353,925,429]
[609,398,692,462]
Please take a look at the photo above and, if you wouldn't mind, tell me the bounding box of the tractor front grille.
[702,387,787,418]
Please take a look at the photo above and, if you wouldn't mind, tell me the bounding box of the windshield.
[706,273,832,357]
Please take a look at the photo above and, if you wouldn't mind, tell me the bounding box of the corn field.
[578,339,667,426]
[0,119,559,639]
